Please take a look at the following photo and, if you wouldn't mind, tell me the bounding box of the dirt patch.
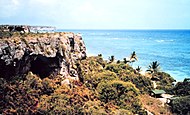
[140,94,172,115]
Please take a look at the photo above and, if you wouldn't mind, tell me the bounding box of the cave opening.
[69,38,75,51]
[30,55,61,78]
[0,59,16,80]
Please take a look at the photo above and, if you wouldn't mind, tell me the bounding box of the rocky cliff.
[0,32,86,80]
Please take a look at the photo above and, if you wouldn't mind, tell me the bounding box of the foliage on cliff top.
[80,56,153,93]
[0,31,72,39]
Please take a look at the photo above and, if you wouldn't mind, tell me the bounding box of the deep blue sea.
[58,29,190,81]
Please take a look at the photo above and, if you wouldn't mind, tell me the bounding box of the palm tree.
[117,60,121,64]
[129,51,138,66]
[130,51,138,62]
[109,55,115,63]
[136,66,141,74]
[146,61,160,74]
[98,54,102,57]
[123,58,130,64]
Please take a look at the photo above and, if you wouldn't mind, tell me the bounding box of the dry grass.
[140,94,172,115]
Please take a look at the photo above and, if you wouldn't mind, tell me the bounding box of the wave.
[112,37,130,40]
[155,39,174,43]
[89,32,110,36]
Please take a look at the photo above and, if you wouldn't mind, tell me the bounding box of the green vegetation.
[146,61,176,93]
[123,57,129,64]
[0,55,183,114]
[147,61,160,74]
[165,79,190,115]
[97,80,141,112]
[0,31,13,38]
[0,74,42,114]
[170,96,190,115]
[156,72,176,92]
[105,62,153,93]
[135,66,142,74]
[172,79,190,96]
[129,51,138,62]
[108,55,115,63]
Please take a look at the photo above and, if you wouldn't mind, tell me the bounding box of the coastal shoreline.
[76,29,190,82]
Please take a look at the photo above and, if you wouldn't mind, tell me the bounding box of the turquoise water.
[58,29,190,81]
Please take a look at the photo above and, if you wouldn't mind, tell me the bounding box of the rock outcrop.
[0,32,86,80]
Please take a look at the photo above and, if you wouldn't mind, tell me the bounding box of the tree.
[123,58,130,64]
[170,96,190,115]
[130,51,138,62]
[129,51,138,66]
[97,80,142,113]
[98,54,102,57]
[172,79,190,96]
[117,60,121,64]
[146,61,160,74]
[135,66,141,74]
[109,55,115,63]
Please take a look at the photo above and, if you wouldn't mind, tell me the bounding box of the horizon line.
[57,28,190,31]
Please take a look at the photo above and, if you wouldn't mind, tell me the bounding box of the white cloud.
[0,0,22,18]
[70,1,106,22]
[21,0,108,28]
[0,0,189,29]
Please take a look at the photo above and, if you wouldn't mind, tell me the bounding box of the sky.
[0,0,190,29]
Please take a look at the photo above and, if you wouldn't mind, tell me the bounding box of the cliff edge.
[0,32,86,80]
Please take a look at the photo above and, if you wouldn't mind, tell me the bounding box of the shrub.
[170,96,190,115]
[106,63,153,93]
[172,80,190,96]
[97,80,142,113]
[41,78,56,95]
[121,75,153,93]
[38,85,94,114]
[84,70,118,89]
[156,72,176,91]
[0,77,39,114]
[105,63,133,74]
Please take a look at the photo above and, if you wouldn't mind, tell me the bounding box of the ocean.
[58,29,190,81]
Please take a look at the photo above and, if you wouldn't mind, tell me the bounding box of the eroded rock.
[0,32,86,80]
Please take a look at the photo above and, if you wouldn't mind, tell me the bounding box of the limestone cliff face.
[0,32,86,80]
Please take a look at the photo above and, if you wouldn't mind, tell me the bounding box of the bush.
[38,85,94,114]
[41,78,56,95]
[85,70,118,89]
[0,77,39,114]
[97,80,142,113]
[172,80,190,96]
[80,57,104,80]
[121,75,153,93]
[105,63,133,74]
[80,56,118,89]
[105,63,153,93]
[156,72,176,93]
[170,96,190,115]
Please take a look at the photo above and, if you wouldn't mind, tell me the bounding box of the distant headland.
[0,25,56,33]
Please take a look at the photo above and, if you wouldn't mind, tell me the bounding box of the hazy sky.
[0,0,190,29]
